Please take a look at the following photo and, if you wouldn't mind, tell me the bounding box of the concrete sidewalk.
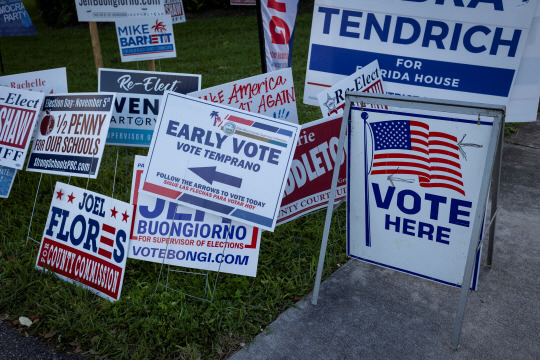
[231,119,540,360]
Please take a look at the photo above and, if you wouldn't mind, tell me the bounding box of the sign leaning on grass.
[99,68,201,146]
[188,68,298,124]
[303,0,538,123]
[0,0,37,37]
[0,166,16,198]
[26,93,115,178]
[0,87,44,169]
[278,115,346,225]
[0,68,67,94]
[75,1,166,22]
[36,182,132,301]
[116,16,176,62]
[347,106,494,289]
[141,92,300,231]
[129,156,262,277]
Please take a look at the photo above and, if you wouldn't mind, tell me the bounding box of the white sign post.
[311,92,505,350]
[141,92,300,231]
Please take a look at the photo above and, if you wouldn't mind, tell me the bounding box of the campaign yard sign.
[129,156,261,277]
[0,165,16,198]
[99,68,201,146]
[188,68,298,124]
[317,60,385,117]
[26,93,115,178]
[36,182,132,301]
[0,87,44,170]
[303,0,537,123]
[231,0,255,5]
[347,106,496,289]
[75,0,166,22]
[0,68,68,94]
[0,0,37,37]
[164,0,185,23]
[278,115,346,225]
[141,92,300,231]
[116,16,176,62]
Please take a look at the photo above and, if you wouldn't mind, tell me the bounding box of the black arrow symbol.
[188,166,242,188]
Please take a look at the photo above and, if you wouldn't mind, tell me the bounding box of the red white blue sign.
[116,16,176,62]
[129,156,262,276]
[36,183,133,301]
[347,107,494,289]
[141,92,300,231]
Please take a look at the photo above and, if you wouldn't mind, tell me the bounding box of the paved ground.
[1,119,539,359]
[230,119,540,360]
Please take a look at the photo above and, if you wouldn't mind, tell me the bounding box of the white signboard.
[116,16,176,62]
[26,93,115,178]
[75,1,166,22]
[141,92,300,231]
[304,0,538,123]
[0,68,68,94]
[0,87,44,169]
[36,182,133,301]
[164,0,185,24]
[317,60,385,117]
[188,68,299,124]
[347,106,494,288]
[129,156,262,277]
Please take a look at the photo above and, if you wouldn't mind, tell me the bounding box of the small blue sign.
[0,165,16,198]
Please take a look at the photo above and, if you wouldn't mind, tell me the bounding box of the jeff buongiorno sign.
[304,0,537,122]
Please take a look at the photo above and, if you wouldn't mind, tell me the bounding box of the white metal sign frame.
[311,92,505,349]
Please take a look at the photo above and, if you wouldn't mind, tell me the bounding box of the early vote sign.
[347,107,495,288]
[36,183,133,301]
[26,93,115,178]
[0,87,44,169]
[142,92,300,231]
[130,156,261,277]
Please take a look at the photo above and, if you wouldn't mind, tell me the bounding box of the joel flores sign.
[36,183,133,301]
[303,0,537,123]
[347,106,496,288]
[141,92,300,231]
[0,87,44,170]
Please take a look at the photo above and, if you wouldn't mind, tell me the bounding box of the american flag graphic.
[369,120,465,196]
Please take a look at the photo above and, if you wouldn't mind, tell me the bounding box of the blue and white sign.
[304,0,538,123]
[116,16,176,62]
[0,165,16,198]
[99,68,201,146]
[141,92,301,231]
[347,106,496,289]
[0,0,37,37]
[129,156,262,277]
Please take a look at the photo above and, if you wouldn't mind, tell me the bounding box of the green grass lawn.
[0,2,347,359]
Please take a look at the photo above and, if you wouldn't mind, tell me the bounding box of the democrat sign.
[347,106,495,288]
[0,0,37,37]
[304,0,537,123]
[99,68,201,146]
[0,87,44,170]
[0,165,16,198]
[317,60,385,117]
[36,183,132,301]
[188,68,298,124]
[0,68,68,94]
[278,115,346,225]
[141,92,300,231]
[129,156,261,277]
[75,1,166,22]
[116,16,176,62]
[26,93,115,178]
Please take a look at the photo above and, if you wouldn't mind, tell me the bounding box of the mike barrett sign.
[26,93,115,178]
[141,92,300,231]
[36,182,133,301]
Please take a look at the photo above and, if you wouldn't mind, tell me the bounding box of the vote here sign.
[0,87,44,169]
[129,156,261,277]
[141,92,300,231]
[304,0,537,123]
[26,94,115,178]
[347,106,496,288]
[36,182,133,301]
